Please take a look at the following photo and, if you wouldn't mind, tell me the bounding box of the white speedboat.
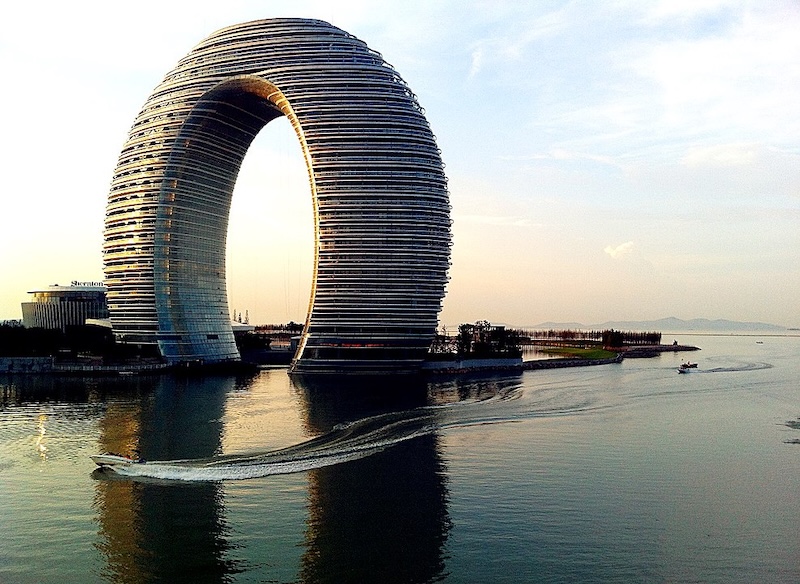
[678,362,698,373]
[90,453,142,468]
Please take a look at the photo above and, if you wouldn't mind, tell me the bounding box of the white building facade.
[21,283,109,332]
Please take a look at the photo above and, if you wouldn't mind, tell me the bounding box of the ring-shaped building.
[103,18,451,374]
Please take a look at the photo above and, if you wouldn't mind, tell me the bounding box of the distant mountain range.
[526,317,790,333]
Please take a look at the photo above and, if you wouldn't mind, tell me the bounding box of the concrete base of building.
[421,357,524,374]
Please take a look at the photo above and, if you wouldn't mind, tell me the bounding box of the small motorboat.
[90,453,143,468]
[678,362,698,373]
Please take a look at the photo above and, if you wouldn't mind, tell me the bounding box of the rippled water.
[1,335,798,583]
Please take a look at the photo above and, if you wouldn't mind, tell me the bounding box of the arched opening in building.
[226,116,314,329]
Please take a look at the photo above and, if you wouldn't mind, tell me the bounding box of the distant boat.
[678,362,697,373]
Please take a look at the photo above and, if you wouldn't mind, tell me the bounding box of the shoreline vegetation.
[422,322,700,375]
[538,347,617,360]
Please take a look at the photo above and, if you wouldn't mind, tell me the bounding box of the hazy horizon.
[2,1,798,327]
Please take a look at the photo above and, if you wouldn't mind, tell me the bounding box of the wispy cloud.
[505,3,800,165]
[629,5,800,147]
[604,241,635,259]
[465,5,571,80]
[645,0,741,22]
[457,214,542,228]
[681,143,758,167]
[498,148,623,169]
[468,47,484,79]
[495,8,570,60]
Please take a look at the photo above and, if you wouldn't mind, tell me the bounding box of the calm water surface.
[1,335,798,583]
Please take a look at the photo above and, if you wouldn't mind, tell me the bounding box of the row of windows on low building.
[20,285,109,332]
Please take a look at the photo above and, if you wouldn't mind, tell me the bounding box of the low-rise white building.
[21,282,109,332]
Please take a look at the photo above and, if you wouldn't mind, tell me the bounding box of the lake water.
[1,335,798,583]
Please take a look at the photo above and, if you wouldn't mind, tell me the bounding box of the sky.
[0,0,798,328]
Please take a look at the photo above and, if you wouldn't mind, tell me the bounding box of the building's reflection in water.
[293,377,452,583]
[92,373,452,583]
[93,375,244,584]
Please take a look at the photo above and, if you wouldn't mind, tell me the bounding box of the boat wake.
[98,409,440,482]
[698,361,773,373]
[93,378,599,482]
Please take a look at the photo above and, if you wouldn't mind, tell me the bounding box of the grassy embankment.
[539,346,618,360]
